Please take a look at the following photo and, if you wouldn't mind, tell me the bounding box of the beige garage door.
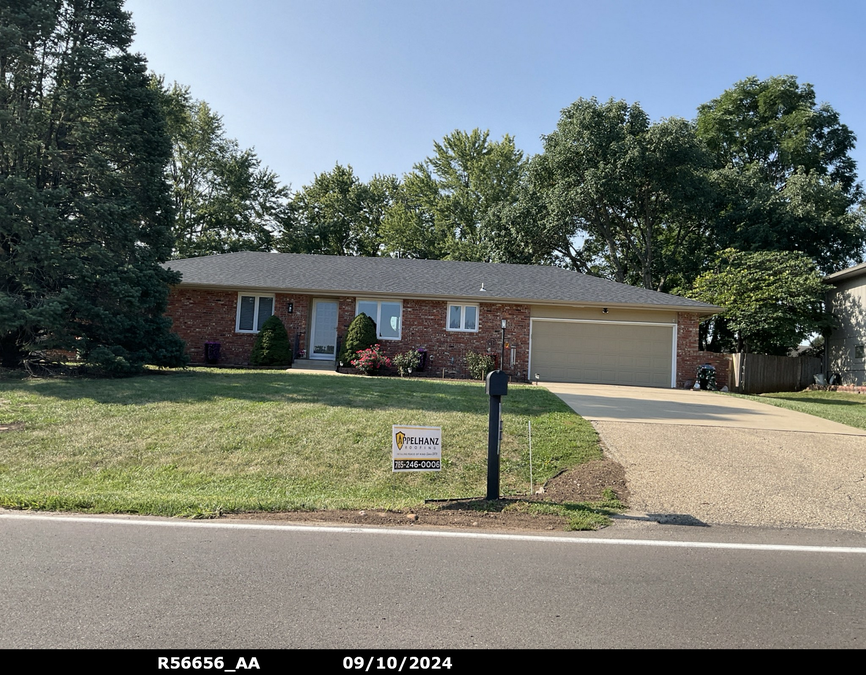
[530,320,674,387]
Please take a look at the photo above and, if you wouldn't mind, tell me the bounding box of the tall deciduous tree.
[382,129,525,261]
[506,98,715,291]
[154,80,288,258]
[697,76,865,273]
[278,164,398,256]
[688,249,832,355]
[0,0,186,371]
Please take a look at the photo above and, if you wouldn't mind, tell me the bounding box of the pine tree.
[0,0,187,371]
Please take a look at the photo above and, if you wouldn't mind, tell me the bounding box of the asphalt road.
[2,512,864,650]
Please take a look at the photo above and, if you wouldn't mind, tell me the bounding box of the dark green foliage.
[697,76,864,274]
[250,315,292,366]
[0,0,188,372]
[339,313,377,365]
[152,79,289,258]
[380,129,526,262]
[502,99,715,291]
[688,249,833,355]
[697,76,859,197]
[278,164,397,257]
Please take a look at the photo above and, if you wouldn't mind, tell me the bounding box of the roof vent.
[480,283,487,292]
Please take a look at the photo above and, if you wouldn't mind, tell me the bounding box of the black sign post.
[485,370,508,501]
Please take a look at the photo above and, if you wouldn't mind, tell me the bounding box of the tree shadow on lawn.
[763,395,866,407]
[3,370,568,417]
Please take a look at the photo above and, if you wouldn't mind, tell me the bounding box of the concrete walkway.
[543,383,866,531]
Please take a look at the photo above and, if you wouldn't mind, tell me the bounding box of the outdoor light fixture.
[287,302,294,314]
[500,319,506,367]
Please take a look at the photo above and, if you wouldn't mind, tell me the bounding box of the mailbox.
[485,370,508,397]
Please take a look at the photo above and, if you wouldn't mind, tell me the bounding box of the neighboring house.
[825,262,866,385]
[164,252,723,388]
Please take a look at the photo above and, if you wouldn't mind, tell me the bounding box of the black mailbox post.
[485,370,508,500]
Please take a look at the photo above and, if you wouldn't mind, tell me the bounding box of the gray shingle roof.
[165,252,718,312]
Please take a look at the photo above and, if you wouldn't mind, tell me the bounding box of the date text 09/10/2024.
[344,656,453,671]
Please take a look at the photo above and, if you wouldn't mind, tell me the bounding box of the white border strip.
[4,514,864,554]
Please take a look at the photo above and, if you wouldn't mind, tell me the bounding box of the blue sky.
[125,0,866,192]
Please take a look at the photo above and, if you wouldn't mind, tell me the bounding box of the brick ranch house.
[164,252,725,388]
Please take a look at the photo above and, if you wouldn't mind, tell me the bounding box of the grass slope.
[0,369,601,517]
[730,390,866,431]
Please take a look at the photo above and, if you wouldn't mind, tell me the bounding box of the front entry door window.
[311,300,338,360]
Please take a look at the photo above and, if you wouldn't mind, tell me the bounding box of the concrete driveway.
[542,383,866,531]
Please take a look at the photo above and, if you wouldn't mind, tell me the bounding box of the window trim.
[235,293,275,333]
[355,299,403,341]
[446,303,480,332]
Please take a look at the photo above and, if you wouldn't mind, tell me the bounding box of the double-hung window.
[356,300,402,340]
[447,304,478,332]
[236,294,274,332]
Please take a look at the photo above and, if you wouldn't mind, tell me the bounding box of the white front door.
[310,300,339,360]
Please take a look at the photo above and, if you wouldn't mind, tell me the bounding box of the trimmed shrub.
[465,351,495,380]
[339,312,377,365]
[250,315,293,366]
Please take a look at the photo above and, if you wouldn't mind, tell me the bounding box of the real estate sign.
[392,425,441,472]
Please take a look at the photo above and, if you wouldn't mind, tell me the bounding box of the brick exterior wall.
[364,300,530,380]
[167,288,531,377]
[166,288,310,365]
[676,312,731,389]
[167,288,713,387]
[334,298,530,380]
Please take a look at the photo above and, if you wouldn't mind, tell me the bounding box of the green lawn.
[729,390,866,430]
[0,369,602,518]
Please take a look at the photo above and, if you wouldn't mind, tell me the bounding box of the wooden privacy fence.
[730,353,822,394]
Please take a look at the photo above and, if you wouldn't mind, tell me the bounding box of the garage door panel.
[531,320,673,387]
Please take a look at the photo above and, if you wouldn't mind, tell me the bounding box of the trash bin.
[417,348,428,372]
[204,341,221,364]
[696,363,716,390]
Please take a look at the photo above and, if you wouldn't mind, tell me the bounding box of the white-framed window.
[447,303,479,332]
[236,293,274,333]
[356,299,402,340]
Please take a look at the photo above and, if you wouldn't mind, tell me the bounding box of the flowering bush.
[351,344,391,375]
